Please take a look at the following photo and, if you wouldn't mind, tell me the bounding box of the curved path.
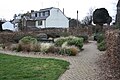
[59,41,102,80]
[0,41,102,80]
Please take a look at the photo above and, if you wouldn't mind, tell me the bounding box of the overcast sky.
[0,0,118,21]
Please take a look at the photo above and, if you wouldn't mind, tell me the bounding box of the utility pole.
[77,10,78,27]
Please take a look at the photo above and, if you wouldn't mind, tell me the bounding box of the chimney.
[31,10,34,13]
[63,8,64,14]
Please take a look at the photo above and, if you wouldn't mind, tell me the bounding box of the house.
[13,7,69,31]
[0,19,6,31]
[116,0,120,26]
[2,21,18,31]
[35,7,69,28]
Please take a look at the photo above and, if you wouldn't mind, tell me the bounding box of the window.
[45,11,49,16]
[27,21,35,27]
[39,12,41,17]
[35,13,37,17]
[37,13,39,17]
[38,20,42,26]
[42,12,45,16]
[40,12,44,17]
[39,11,50,17]
[31,13,35,17]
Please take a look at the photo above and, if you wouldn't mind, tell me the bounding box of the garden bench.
[37,33,54,43]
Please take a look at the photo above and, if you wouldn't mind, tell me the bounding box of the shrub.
[67,37,83,50]
[68,46,79,56]
[16,44,22,52]
[18,36,37,52]
[59,46,79,56]
[55,36,84,49]
[9,44,22,52]
[21,44,31,52]
[11,43,41,52]
[97,33,105,43]
[47,46,60,54]
[0,44,5,49]
[61,42,68,48]
[19,36,37,44]
[54,37,67,47]
[31,43,41,52]
[9,44,18,51]
[59,48,72,56]
[94,33,99,41]
[78,35,88,43]
[40,43,54,53]
[94,33,105,43]
[98,40,106,51]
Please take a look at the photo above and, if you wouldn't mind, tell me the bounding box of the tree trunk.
[96,24,103,33]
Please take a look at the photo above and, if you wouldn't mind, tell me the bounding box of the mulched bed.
[97,52,120,80]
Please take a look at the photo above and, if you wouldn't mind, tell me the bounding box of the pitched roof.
[117,0,120,7]
[35,16,48,20]
[21,7,58,20]
[30,7,55,20]
[39,7,54,12]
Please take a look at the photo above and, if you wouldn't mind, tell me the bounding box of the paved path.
[59,41,102,80]
[0,41,102,80]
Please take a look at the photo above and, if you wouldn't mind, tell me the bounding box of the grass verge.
[0,54,69,80]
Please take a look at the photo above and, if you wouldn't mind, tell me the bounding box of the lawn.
[0,54,69,80]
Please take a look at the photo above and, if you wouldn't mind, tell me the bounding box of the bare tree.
[81,16,92,25]
[13,14,17,19]
[81,8,94,26]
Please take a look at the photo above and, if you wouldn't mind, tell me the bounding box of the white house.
[13,7,69,30]
[35,7,69,28]
[2,21,18,31]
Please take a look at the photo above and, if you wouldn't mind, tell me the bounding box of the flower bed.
[3,36,84,56]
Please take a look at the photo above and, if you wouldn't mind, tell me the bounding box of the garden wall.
[105,30,120,79]
[0,26,93,44]
[0,32,36,44]
[69,26,93,36]
[38,26,93,36]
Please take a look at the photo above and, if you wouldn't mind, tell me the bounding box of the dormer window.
[45,11,49,16]
[42,12,45,16]
[39,11,50,17]
[31,13,35,17]
[39,12,42,17]
[37,13,39,17]
[40,12,44,17]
